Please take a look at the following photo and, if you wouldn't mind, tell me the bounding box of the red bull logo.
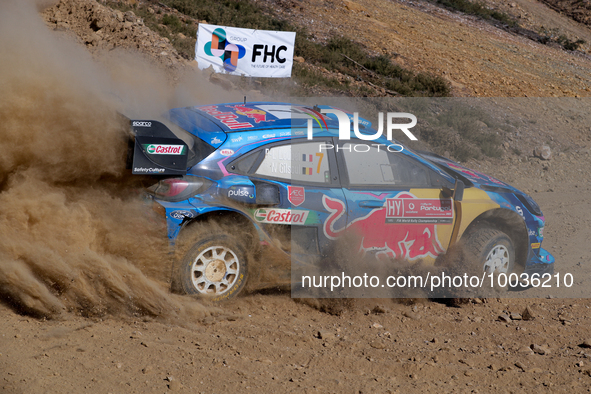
[199,105,254,130]
[322,193,446,261]
[232,105,269,123]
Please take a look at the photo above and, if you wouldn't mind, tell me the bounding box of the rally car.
[128,102,554,300]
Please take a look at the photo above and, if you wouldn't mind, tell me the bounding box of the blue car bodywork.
[129,102,554,298]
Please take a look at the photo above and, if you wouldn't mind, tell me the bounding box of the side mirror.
[441,185,453,198]
[453,179,465,202]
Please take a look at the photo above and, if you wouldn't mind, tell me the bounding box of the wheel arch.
[179,208,259,242]
[460,208,528,268]
[171,208,258,298]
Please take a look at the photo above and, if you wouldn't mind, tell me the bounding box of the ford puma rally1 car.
[128,102,554,300]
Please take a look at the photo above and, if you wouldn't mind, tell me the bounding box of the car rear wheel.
[463,228,515,275]
[174,233,249,301]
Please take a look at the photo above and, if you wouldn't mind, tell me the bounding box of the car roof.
[171,102,376,134]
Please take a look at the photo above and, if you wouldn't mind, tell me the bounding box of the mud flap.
[128,120,188,175]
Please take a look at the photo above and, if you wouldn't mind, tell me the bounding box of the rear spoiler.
[127,120,188,175]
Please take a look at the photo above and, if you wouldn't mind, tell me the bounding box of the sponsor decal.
[170,210,194,220]
[247,135,259,141]
[288,186,305,206]
[132,121,152,127]
[262,134,276,139]
[528,229,536,237]
[280,131,291,136]
[294,130,305,136]
[142,144,186,155]
[220,149,235,156]
[211,137,223,144]
[538,227,544,237]
[231,136,243,143]
[385,198,453,224]
[231,105,270,123]
[201,105,254,130]
[516,206,524,217]
[531,242,541,249]
[133,167,166,174]
[228,187,254,199]
[322,193,446,261]
[254,208,309,225]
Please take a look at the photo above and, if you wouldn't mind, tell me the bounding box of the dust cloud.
[0,0,219,320]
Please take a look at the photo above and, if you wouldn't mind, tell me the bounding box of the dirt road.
[2,99,590,392]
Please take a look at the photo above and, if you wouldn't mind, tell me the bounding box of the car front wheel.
[463,228,516,275]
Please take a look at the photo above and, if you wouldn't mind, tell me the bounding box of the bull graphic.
[232,105,268,123]
[322,194,445,261]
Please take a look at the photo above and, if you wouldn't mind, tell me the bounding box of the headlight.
[147,176,212,202]
[516,193,543,216]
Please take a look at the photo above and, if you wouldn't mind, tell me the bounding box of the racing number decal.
[315,153,324,174]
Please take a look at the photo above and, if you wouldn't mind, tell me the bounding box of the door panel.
[334,141,456,263]
[248,139,347,258]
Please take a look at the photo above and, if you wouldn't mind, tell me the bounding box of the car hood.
[419,152,520,192]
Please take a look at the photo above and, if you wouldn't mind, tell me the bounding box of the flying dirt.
[0,0,219,321]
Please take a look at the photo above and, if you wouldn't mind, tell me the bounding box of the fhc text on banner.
[195,24,296,78]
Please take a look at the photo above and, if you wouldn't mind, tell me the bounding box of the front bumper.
[504,247,554,293]
[506,248,554,292]
[523,247,555,276]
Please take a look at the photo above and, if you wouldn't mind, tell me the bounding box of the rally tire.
[174,233,249,301]
[462,227,515,275]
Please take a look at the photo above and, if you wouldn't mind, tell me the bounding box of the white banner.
[195,24,296,78]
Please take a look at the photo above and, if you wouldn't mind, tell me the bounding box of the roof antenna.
[244,96,246,105]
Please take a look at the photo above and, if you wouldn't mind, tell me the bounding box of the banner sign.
[195,24,296,78]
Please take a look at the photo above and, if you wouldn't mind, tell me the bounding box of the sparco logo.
[132,121,152,127]
[142,144,186,155]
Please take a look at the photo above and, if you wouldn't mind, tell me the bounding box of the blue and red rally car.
[128,102,554,300]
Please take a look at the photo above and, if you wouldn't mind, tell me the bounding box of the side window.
[254,142,331,184]
[341,143,433,187]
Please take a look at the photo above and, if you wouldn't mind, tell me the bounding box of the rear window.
[166,122,215,167]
